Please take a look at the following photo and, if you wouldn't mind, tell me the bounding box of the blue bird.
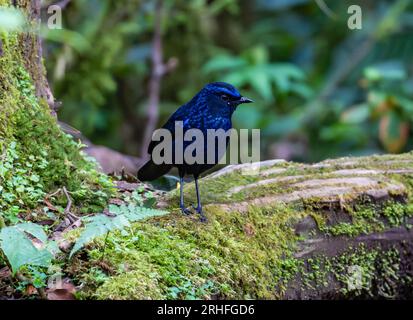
[138,82,253,220]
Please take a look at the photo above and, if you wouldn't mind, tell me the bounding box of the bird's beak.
[238,96,254,104]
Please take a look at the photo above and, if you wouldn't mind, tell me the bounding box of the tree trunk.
[0,0,110,222]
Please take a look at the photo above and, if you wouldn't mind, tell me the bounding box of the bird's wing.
[147,103,192,155]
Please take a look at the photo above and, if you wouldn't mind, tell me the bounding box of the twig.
[140,0,178,155]
[48,188,62,198]
[62,187,72,214]
[62,187,79,223]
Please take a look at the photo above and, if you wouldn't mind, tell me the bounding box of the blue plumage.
[138,82,253,220]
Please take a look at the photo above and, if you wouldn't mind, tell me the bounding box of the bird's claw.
[181,205,207,222]
[180,207,193,215]
[192,205,207,222]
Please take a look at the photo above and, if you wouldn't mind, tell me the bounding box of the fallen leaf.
[95,261,115,275]
[37,219,55,226]
[115,181,140,191]
[31,238,45,250]
[25,284,38,296]
[57,240,73,252]
[109,198,125,206]
[0,267,11,280]
[47,280,76,300]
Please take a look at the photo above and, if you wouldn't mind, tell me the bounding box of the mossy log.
[83,152,413,300]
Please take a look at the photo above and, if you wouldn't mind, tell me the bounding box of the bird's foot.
[180,206,193,216]
[181,205,207,221]
[192,205,207,222]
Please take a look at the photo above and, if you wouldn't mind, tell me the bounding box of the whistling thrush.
[138,82,253,220]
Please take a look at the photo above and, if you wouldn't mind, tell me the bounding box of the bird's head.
[203,82,253,112]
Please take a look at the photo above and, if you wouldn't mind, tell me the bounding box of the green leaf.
[0,226,53,273]
[123,205,168,222]
[69,215,111,258]
[364,62,407,82]
[341,104,370,124]
[41,27,91,53]
[15,222,48,243]
[397,96,413,117]
[203,55,247,74]
[386,111,402,141]
[248,68,273,101]
[271,63,306,80]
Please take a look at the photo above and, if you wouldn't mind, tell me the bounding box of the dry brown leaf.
[0,267,11,280]
[31,238,45,250]
[47,280,76,300]
[25,284,38,296]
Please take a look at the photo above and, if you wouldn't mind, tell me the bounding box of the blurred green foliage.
[42,0,413,162]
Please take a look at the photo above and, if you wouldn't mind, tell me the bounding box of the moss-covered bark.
[76,152,413,299]
[0,0,113,224]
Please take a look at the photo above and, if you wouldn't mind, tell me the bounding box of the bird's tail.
[137,159,172,181]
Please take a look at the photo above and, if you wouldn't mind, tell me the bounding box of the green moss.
[298,244,408,298]
[94,266,165,300]
[0,27,114,224]
[382,202,412,226]
[166,171,260,206]
[80,151,413,299]
[315,200,413,237]
[274,257,304,290]
[77,202,304,300]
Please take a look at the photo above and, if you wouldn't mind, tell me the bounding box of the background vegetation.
[42,0,413,163]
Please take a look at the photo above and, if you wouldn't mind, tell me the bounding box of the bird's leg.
[179,176,192,215]
[193,176,206,222]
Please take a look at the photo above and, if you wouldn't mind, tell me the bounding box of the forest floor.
[0,175,164,300]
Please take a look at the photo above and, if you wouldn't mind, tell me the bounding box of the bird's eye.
[221,94,229,101]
